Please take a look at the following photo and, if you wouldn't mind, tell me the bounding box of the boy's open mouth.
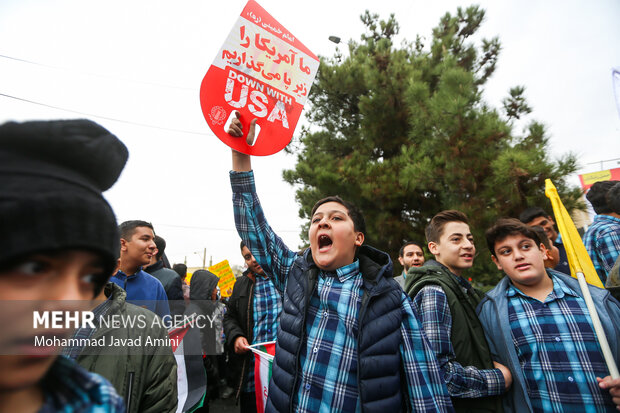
[318,234,333,252]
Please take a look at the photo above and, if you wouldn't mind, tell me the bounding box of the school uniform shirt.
[583,214,620,284]
[506,274,615,412]
[411,274,505,398]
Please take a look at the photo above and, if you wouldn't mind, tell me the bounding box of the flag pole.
[545,179,619,379]
[575,271,619,378]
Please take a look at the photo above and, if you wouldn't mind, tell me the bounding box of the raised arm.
[227,114,297,292]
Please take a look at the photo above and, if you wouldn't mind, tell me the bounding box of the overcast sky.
[1,0,619,270]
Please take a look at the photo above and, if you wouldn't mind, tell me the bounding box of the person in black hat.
[0,119,128,412]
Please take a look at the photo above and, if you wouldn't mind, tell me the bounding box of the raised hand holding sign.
[227,111,257,146]
[200,0,319,156]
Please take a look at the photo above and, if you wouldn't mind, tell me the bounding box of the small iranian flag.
[248,341,276,413]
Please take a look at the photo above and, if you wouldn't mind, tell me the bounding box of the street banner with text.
[579,167,620,190]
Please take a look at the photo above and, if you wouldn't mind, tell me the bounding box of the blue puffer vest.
[266,245,404,413]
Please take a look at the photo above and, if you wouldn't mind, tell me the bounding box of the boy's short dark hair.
[240,240,247,251]
[587,180,618,214]
[606,182,620,214]
[172,263,187,278]
[518,206,550,224]
[154,235,166,260]
[485,218,543,257]
[119,220,154,240]
[399,241,424,257]
[310,196,366,235]
[529,226,552,250]
[425,210,469,244]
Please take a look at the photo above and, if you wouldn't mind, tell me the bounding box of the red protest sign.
[200,0,319,156]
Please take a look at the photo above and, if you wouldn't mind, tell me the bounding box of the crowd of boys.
[228,116,620,413]
[1,115,619,413]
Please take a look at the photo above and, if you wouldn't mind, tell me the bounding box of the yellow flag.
[545,179,604,288]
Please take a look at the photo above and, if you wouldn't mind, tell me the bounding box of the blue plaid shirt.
[413,280,505,398]
[583,215,620,285]
[231,170,453,412]
[244,273,282,393]
[507,274,615,412]
[40,355,125,412]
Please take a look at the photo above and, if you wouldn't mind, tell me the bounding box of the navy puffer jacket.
[266,245,405,413]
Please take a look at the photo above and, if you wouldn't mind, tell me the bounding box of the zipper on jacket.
[356,282,383,410]
[125,371,134,412]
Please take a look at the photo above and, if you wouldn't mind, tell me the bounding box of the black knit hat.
[0,119,128,294]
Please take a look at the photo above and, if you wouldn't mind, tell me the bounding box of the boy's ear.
[491,254,503,271]
[428,241,439,256]
[120,238,128,253]
[354,232,364,247]
[539,243,549,259]
[398,256,405,266]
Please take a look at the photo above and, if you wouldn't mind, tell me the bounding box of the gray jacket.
[476,270,620,413]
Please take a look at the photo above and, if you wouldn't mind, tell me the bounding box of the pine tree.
[283,6,582,286]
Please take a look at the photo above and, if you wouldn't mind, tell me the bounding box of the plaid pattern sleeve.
[593,218,620,274]
[230,170,297,292]
[400,292,455,412]
[584,215,620,283]
[40,356,125,412]
[412,285,505,398]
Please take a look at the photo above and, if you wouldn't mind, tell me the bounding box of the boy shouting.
[478,218,620,412]
[227,117,453,412]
